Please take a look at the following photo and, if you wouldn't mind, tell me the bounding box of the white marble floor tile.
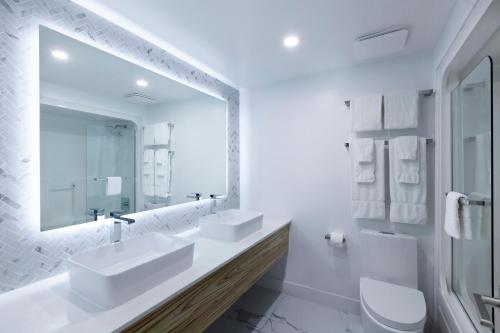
[205,286,363,333]
[205,286,283,332]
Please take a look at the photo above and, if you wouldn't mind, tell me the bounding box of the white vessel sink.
[199,209,263,242]
[67,232,194,309]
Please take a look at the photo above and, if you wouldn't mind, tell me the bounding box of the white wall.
[147,96,227,204]
[241,53,436,316]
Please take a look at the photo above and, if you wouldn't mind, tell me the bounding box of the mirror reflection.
[39,26,227,231]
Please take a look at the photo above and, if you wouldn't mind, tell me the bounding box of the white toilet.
[360,230,427,333]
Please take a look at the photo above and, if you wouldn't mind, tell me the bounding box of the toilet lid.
[361,277,426,331]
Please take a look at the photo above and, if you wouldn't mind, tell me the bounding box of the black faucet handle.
[110,211,135,224]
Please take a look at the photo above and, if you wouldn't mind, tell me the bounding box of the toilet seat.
[360,277,426,331]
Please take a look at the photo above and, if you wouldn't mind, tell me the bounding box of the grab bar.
[445,192,489,207]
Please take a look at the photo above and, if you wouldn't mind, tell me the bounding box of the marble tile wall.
[0,0,239,293]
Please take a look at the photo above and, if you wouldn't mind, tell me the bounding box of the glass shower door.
[451,56,494,331]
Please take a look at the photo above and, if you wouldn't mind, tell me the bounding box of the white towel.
[143,149,154,175]
[155,149,169,177]
[389,137,427,224]
[143,125,155,146]
[393,136,420,184]
[351,140,385,219]
[354,138,374,162]
[154,122,170,145]
[353,138,375,183]
[351,94,383,132]
[444,191,467,239]
[106,177,122,196]
[463,192,490,240]
[384,90,419,129]
[475,132,491,194]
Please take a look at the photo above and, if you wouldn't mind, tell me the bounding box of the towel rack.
[93,177,129,182]
[445,192,489,207]
[344,89,434,108]
[344,138,433,149]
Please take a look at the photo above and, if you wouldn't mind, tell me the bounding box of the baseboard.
[257,275,361,315]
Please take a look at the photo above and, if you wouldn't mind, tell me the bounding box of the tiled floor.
[205,286,364,333]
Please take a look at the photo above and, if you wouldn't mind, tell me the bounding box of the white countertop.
[0,217,290,333]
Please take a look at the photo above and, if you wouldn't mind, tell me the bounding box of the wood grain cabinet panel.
[123,225,290,333]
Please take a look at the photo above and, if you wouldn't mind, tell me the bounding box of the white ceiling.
[78,0,457,87]
[40,26,207,105]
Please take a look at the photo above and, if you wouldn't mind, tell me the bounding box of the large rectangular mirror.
[39,25,227,231]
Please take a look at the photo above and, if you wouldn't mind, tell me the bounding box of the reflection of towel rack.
[93,177,129,182]
[344,138,433,149]
[50,183,76,191]
[445,192,489,206]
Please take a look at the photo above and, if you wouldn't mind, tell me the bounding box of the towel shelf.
[445,192,489,207]
[344,138,433,149]
[344,89,434,108]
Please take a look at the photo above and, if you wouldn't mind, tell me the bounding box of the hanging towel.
[384,90,419,129]
[444,191,467,239]
[389,137,427,224]
[351,140,385,219]
[475,132,492,194]
[155,149,170,198]
[351,94,383,132]
[353,138,375,183]
[393,136,420,184]
[154,122,170,145]
[106,177,122,196]
[462,192,491,240]
[143,125,155,146]
[354,138,374,162]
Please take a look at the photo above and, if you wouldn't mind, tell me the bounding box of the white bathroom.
[0,1,499,332]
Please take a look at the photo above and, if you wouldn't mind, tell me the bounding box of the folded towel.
[353,138,375,183]
[106,176,122,196]
[354,138,374,162]
[351,140,385,219]
[463,192,490,240]
[392,136,420,184]
[155,149,170,177]
[389,138,427,224]
[444,191,467,239]
[394,136,418,160]
[475,132,491,194]
[384,90,419,129]
[351,94,383,132]
[154,122,170,145]
[143,125,155,146]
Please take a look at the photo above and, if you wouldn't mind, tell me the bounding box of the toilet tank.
[360,229,418,289]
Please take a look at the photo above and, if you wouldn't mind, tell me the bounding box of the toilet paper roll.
[326,232,345,248]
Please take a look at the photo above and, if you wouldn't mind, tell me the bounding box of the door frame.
[434,0,499,332]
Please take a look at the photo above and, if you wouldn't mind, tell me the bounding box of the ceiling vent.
[354,27,408,61]
[123,92,157,105]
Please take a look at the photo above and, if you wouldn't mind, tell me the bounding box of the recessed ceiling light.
[283,35,300,48]
[136,79,149,87]
[51,49,69,60]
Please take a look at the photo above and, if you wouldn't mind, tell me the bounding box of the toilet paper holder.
[324,233,346,243]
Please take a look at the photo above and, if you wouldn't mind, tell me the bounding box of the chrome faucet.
[209,194,225,214]
[187,192,202,201]
[110,212,135,243]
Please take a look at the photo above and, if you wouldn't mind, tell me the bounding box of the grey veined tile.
[206,286,283,333]
[261,294,363,333]
[206,286,363,333]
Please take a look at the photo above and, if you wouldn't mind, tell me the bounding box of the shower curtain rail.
[344,89,434,108]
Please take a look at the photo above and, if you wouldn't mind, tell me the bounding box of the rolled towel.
[444,191,467,239]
